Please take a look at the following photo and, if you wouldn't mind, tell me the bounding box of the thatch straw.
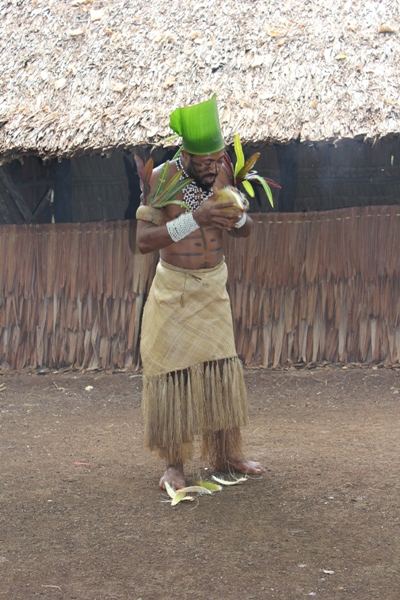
[0,206,400,370]
[225,205,400,366]
[0,220,157,370]
[1,1,399,162]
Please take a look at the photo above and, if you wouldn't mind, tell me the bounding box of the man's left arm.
[229,212,253,237]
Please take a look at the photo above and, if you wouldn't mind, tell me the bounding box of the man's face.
[184,149,225,190]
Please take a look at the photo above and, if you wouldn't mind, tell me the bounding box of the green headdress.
[169,94,224,155]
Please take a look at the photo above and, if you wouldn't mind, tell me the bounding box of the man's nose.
[209,162,219,174]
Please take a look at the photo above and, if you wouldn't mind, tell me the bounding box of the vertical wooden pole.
[54,159,73,222]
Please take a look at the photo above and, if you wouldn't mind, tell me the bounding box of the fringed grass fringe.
[225,206,400,366]
[142,356,248,464]
[1,207,400,370]
[0,220,158,370]
[202,427,244,471]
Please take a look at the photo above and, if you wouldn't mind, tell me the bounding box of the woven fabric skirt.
[141,259,248,463]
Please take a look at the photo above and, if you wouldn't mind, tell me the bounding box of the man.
[136,95,264,490]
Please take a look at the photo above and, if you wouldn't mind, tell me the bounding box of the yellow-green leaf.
[236,152,261,180]
[211,474,247,486]
[242,179,255,197]
[194,480,223,492]
[248,174,274,207]
[233,134,245,178]
[150,161,170,204]
[171,491,187,506]
[164,481,176,499]
[152,181,193,209]
[172,146,183,160]
[179,486,212,495]
[164,134,180,144]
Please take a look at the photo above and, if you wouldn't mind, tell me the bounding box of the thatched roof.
[1,0,399,161]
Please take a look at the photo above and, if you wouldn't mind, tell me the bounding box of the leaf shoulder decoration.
[232,134,281,208]
[134,155,193,213]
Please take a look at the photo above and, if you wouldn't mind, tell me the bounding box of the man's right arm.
[136,164,177,254]
[136,219,175,254]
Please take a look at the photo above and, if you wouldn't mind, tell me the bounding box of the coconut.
[214,186,249,215]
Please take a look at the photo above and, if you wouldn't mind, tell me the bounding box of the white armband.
[236,212,247,228]
[166,212,200,242]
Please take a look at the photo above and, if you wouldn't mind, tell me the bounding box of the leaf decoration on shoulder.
[134,154,193,212]
[232,134,281,208]
[134,154,153,204]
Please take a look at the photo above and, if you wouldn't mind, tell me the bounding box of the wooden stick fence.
[0,206,399,370]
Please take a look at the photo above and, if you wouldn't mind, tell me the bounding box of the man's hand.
[193,198,240,231]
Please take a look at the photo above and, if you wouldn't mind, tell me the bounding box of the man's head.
[169,94,224,157]
[181,149,225,190]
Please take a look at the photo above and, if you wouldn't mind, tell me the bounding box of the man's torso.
[160,160,233,270]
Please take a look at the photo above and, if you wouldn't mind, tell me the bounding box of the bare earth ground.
[1,365,400,600]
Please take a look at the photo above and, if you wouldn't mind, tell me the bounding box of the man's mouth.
[203,175,216,185]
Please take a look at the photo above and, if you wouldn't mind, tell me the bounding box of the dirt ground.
[1,365,400,600]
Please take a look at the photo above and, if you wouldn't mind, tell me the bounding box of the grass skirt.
[141,260,248,464]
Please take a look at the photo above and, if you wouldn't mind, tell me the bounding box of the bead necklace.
[176,155,214,212]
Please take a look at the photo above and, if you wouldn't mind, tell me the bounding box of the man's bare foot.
[159,464,186,490]
[224,459,265,475]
